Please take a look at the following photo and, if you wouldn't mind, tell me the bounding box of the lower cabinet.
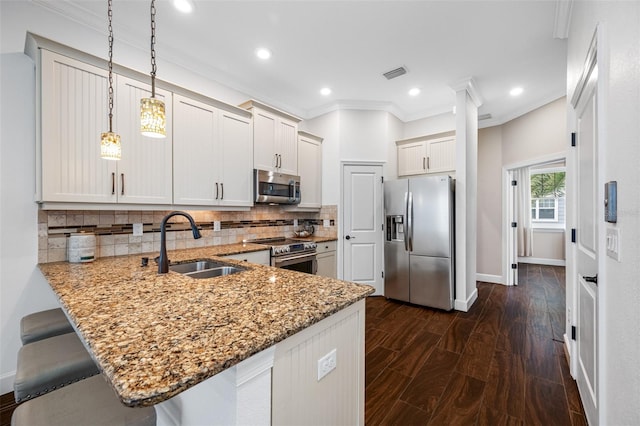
[222,250,270,265]
[316,240,337,279]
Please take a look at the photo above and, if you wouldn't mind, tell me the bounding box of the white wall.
[0,53,60,394]
[567,2,640,424]
[403,111,455,140]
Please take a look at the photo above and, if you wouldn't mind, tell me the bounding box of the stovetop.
[246,237,317,256]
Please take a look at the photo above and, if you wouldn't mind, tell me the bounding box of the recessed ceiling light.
[510,87,524,96]
[408,88,421,97]
[320,87,332,96]
[255,48,272,60]
[173,0,194,14]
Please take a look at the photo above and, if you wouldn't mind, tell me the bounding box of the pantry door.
[342,163,384,295]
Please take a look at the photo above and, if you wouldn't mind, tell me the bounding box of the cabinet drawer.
[315,240,337,255]
[222,250,270,265]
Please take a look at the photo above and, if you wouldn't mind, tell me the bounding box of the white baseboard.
[454,287,478,312]
[518,257,566,266]
[476,273,505,285]
[1,370,15,395]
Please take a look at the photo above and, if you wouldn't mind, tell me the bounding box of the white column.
[450,78,482,311]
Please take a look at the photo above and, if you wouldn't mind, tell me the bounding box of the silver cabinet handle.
[215,182,219,200]
[120,173,125,196]
[427,157,430,170]
[423,157,426,170]
[220,182,224,200]
[274,154,278,168]
[111,172,115,195]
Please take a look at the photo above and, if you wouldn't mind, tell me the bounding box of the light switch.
[606,227,621,262]
[213,221,221,232]
[132,223,143,236]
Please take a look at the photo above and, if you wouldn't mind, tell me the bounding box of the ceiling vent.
[383,66,407,80]
[478,113,492,121]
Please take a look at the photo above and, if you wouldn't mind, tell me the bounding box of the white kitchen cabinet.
[316,240,337,278]
[39,50,116,203]
[222,250,270,265]
[173,95,253,207]
[37,49,173,205]
[240,100,301,175]
[396,135,456,177]
[297,131,323,209]
[115,75,173,205]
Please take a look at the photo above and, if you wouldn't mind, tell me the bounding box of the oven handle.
[273,252,317,267]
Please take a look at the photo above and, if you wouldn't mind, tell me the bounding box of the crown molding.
[449,77,483,108]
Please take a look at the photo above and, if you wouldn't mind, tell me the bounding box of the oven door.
[273,252,318,275]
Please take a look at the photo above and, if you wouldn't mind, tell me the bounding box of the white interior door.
[572,42,599,425]
[508,170,519,286]
[342,164,383,295]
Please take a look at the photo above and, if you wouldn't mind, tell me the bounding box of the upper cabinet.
[396,134,456,177]
[240,100,301,176]
[173,95,253,207]
[297,131,323,209]
[38,50,173,205]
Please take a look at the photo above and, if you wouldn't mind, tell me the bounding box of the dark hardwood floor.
[365,264,585,426]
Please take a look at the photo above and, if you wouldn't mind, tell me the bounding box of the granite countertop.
[38,243,373,407]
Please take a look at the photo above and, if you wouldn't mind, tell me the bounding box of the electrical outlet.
[317,349,337,381]
[293,219,298,227]
[323,219,330,228]
[214,221,221,232]
[132,223,143,236]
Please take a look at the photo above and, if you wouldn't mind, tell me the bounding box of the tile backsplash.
[39,205,337,263]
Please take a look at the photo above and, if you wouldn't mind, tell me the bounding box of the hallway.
[365,264,586,425]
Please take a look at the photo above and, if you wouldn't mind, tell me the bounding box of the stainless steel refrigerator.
[384,175,455,310]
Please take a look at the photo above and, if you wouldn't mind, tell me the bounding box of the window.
[530,170,565,224]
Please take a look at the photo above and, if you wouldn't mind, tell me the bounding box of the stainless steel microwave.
[254,169,301,204]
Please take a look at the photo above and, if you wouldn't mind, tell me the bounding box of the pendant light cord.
[150,0,157,97]
[107,0,114,132]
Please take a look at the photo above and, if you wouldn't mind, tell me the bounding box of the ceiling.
[34,0,569,126]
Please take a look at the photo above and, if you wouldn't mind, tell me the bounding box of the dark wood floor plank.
[365,368,412,426]
[387,329,440,378]
[474,298,505,337]
[525,376,572,426]
[379,400,432,426]
[483,350,526,420]
[400,348,460,415]
[456,331,498,381]
[365,327,390,354]
[366,346,398,388]
[559,352,585,415]
[496,321,527,355]
[379,316,428,351]
[423,310,456,335]
[436,317,476,353]
[477,403,524,426]
[525,332,563,383]
[570,410,589,426]
[427,372,485,425]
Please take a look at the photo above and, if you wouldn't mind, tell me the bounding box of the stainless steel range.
[248,237,318,274]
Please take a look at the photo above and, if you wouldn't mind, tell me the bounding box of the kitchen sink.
[169,259,247,279]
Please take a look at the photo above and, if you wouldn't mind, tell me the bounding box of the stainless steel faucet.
[158,211,201,273]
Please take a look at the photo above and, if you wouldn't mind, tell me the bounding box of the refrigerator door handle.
[407,191,414,252]
[404,192,409,251]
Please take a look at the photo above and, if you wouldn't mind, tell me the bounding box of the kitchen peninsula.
[38,243,373,425]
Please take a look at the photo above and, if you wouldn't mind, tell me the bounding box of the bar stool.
[14,332,99,403]
[20,308,74,345]
[11,374,156,426]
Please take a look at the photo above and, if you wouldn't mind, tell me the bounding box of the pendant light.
[140,0,166,138]
[100,0,122,160]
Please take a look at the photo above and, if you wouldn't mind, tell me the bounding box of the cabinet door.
[40,50,117,203]
[253,109,277,171]
[276,119,298,175]
[297,136,322,208]
[173,94,218,205]
[426,137,455,174]
[116,75,173,204]
[397,141,428,176]
[316,251,337,278]
[218,110,253,206]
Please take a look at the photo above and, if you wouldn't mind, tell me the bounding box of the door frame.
[567,25,608,425]
[501,152,567,286]
[339,161,384,292]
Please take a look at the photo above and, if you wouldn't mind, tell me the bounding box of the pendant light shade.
[140,97,166,137]
[101,0,121,160]
[140,0,166,138]
[101,132,122,160]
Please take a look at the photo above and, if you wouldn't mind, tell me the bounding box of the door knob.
[584,275,598,285]
[345,235,355,240]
